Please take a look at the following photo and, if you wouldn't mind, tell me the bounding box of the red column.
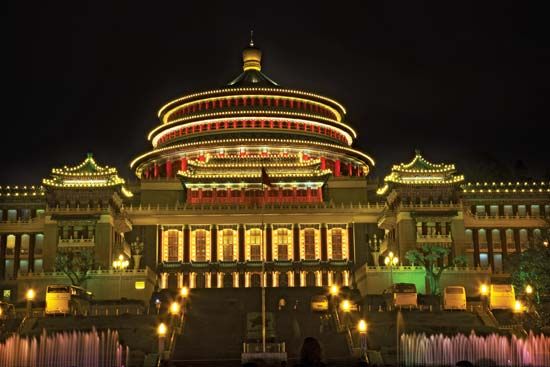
[317,187,323,201]
[166,160,173,178]
[306,187,312,202]
[180,158,188,171]
[334,160,341,177]
[320,157,326,170]
[347,163,353,176]
[154,163,159,178]
[292,187,297,202]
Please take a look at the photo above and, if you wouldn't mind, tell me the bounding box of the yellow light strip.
[130,138,375,174]
[157,87,347,118]
[147,110,357,141]
[162,94,343,123]
[150,116,354,147]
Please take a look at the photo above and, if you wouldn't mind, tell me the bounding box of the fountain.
[400,331,550,366]
[0,327,128,367]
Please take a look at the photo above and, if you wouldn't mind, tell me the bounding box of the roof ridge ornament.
[249,30,254,47]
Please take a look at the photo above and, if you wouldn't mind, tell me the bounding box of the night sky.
[5,2,550,185]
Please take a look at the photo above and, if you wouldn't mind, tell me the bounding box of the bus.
[45,285,92,315]
[443,286,467,310]
[384,283,418,309]
[489,284,515,310]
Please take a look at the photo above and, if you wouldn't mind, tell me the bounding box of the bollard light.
[26,288,35,301]
[358,319,367,333]
[169,301,181,315]
[525,285,533,295]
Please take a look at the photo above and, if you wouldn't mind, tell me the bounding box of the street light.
[330,284,339,297]
[112,254,129,299]
[480,283,489,309]
[384,251,399,285]
[358,319,369,363]
[157,323,167,359]
[180,286,189,298]
[169,301,181,316]
[525,285,533,295]
[26,288,35,317]
[514,300,524,313]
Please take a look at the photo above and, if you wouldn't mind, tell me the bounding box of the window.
[277,229,289,260]
[249,230,261,261]
[331,229,343,260]
[21,234,30,256]
[222,230,234,261]
[195,230,207,262]
[304,229,316,260]
[167,230,179,261]
[6,235,15,256]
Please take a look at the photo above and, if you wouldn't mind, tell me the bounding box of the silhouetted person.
[456,361,474,367]
[294,337,325,367]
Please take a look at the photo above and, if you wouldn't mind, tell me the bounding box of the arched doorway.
[279,272,288,287]
[195,273,206,289]
[306,272,316,287]
[223,273,233,288]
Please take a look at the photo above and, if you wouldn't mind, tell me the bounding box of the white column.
[189,273,196,289]
[217,273,223,288]
[343,270,350,287]
[272,272,278,287]
[160,273,168,289]
[245,272,251,288]
[177,273,184,288]
[205,273,211,288]
[288,271,295,287]
[315,270,322,287]
[300,271,306,287]
[328,271,333,286]
[233,272,239,288]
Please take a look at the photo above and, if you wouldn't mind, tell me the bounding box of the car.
[443,286,467,310]
[310,295,328,312]
[383,283,418,309]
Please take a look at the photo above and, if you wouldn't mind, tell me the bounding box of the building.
[1,41,549,301]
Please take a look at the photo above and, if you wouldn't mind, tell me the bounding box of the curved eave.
[177,171,332,184]
[130,138,375,177]
[157,87,347,121]
[148,111,357,142]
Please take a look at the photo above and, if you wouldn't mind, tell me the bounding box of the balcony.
[58,236,95,248]
[464,212,548,228]
[416,233,452,244]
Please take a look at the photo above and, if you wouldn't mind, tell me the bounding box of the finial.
[242,32,262,71]
[249,30,254,47]
[414,148,421,156]
[87,152,93,159]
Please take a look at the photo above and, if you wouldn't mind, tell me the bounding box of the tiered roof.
[42,154,133,197]
[377,150,464,195]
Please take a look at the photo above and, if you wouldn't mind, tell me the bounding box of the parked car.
[310,295,329,312]
[489,284,516,310]
[443,286,467,310]
[383,283,418,309]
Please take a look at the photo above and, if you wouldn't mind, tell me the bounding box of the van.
[310,295,329,312]
[443,286,466,310]
[489,284,515,310]
[383,283,417,309]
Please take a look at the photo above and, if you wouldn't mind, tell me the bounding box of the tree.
[55,249,95,286]
[406,245,467,295]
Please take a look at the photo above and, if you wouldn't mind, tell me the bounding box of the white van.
[489,284,515,310]
[443,286,466,310]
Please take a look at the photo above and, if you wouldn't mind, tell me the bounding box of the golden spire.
[242,30,262,71]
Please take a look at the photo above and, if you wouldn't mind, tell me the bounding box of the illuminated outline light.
[162,94,343,123]
[130,138,375,175]
[151,116,354,147]
[157,87,347,118]
[148,110,357,141]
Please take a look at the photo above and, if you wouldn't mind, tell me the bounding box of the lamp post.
[340,299,351,328]
[157,322,167,360]
[26,288,35,317]
[480,283,489,310]
[384,251,399,285]
[112,254,129,300]
[524,284,533,312]
[358,319,368,363]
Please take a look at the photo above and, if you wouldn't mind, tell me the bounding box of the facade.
[1,42,549,301]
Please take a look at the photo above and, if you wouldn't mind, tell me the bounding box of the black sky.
[4,1,550,185]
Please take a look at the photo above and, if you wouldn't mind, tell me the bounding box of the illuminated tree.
[406,245,467,295]
[55,249,95,286]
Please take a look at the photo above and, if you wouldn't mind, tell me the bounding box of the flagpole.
[261,167,267,353]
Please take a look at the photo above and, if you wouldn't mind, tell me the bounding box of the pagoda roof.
[178,168,331,185]
[227,69,279,88]
[377,150,464,195]
[42,154,133,197]
[188,154,320,168]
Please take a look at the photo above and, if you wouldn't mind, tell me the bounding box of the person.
[294,337,325,367]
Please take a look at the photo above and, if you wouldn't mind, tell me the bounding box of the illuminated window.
[277,229,289,260]
[249,230,262,261]
[195,230,207,262]
[304,229,315,260]
[6,235,15,256]
[167,231,179,261]
[331,229,343,260]
[135,281,145,289]
[222,230,234,261]
[21,234,30,256]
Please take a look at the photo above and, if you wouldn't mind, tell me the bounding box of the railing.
[469,213,548,220]
[364,265,491,272]
[399,202,461,209]
[123,201,386,213]
[58,236,95,247]
[0,216,44,225]
[416,234,452,241]
[17,267,155,279]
